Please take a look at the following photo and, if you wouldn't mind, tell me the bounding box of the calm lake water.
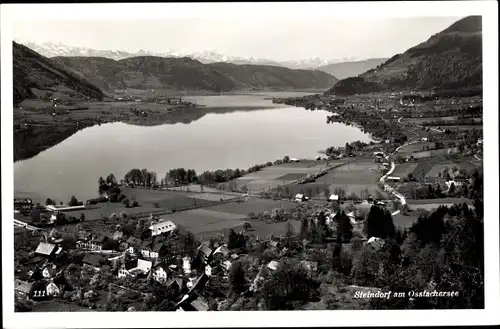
[14,93,372,202]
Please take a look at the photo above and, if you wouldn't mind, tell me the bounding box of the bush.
[122,198,130,208]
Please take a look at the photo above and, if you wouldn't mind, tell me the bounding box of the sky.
[13,17,462,61]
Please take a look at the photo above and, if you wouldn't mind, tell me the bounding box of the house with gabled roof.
[197,244,213,261]
[149,220,177,236]
[166,276,186,295]
[15,279,33,299]
[90,234,111,251]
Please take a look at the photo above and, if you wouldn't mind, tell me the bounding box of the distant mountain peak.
[15,39,361,70]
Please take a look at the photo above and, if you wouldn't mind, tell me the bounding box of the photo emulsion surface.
[2,3,497,325]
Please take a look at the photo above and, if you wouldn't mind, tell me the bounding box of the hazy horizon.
[13,17,462,61]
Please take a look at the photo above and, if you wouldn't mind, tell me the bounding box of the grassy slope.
[317,58,389,80]
[51,56,337,92]
[13,42,104,104]
[328,16,482,95]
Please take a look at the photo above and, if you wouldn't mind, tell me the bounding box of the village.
[13,85,484,312]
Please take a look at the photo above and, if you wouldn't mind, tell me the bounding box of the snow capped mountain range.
[16,40,359,70]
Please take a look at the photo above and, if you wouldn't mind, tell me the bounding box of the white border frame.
[1,2,499,328]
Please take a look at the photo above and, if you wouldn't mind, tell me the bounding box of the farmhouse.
[149,220,177,236]
[289,158,300,162]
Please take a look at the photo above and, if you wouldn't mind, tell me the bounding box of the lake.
[14,93,372,202]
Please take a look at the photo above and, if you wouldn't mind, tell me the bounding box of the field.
[408,198,473,205]
[31,300,96,312]
[428,125,482,131]
[159,197,299,238]
[392,213,420,229]
[229,160,337,193]
[411,162,435,180]
[390,163,419,178]
[209,198,296,215]
[423,161,478,180]
[395,142,435,155]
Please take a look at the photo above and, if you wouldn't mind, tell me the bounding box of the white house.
[118,261,140,279]
[386,176,401,182]
[149,220,177,236]
[329,194,339,201]
[204,264,213,277]
[46,283,60,297]
[182,256,192,275]
[289,158,300,162]
[421,137,428,142]
[366,237,385,251]
[153,263,170,283]
[118,259,152,279]
[267,261,279,271]
[137,259,152,274]
[294,193,308,202]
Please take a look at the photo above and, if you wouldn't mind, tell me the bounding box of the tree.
[365,205,395,239]
[68,196,79,207]
[300,219,309,239]
[229,260,247,295]
[30,208,41,222]
[122,198,130,208]
[261,262,319,310]
[448,183,456,196]
[80,213,86,221]
[106,173,117,186]
[336,211,353,243]
[98,176,106,190]
[45,198,54,206]
[243,221,252,231]
[283,156,290,163]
